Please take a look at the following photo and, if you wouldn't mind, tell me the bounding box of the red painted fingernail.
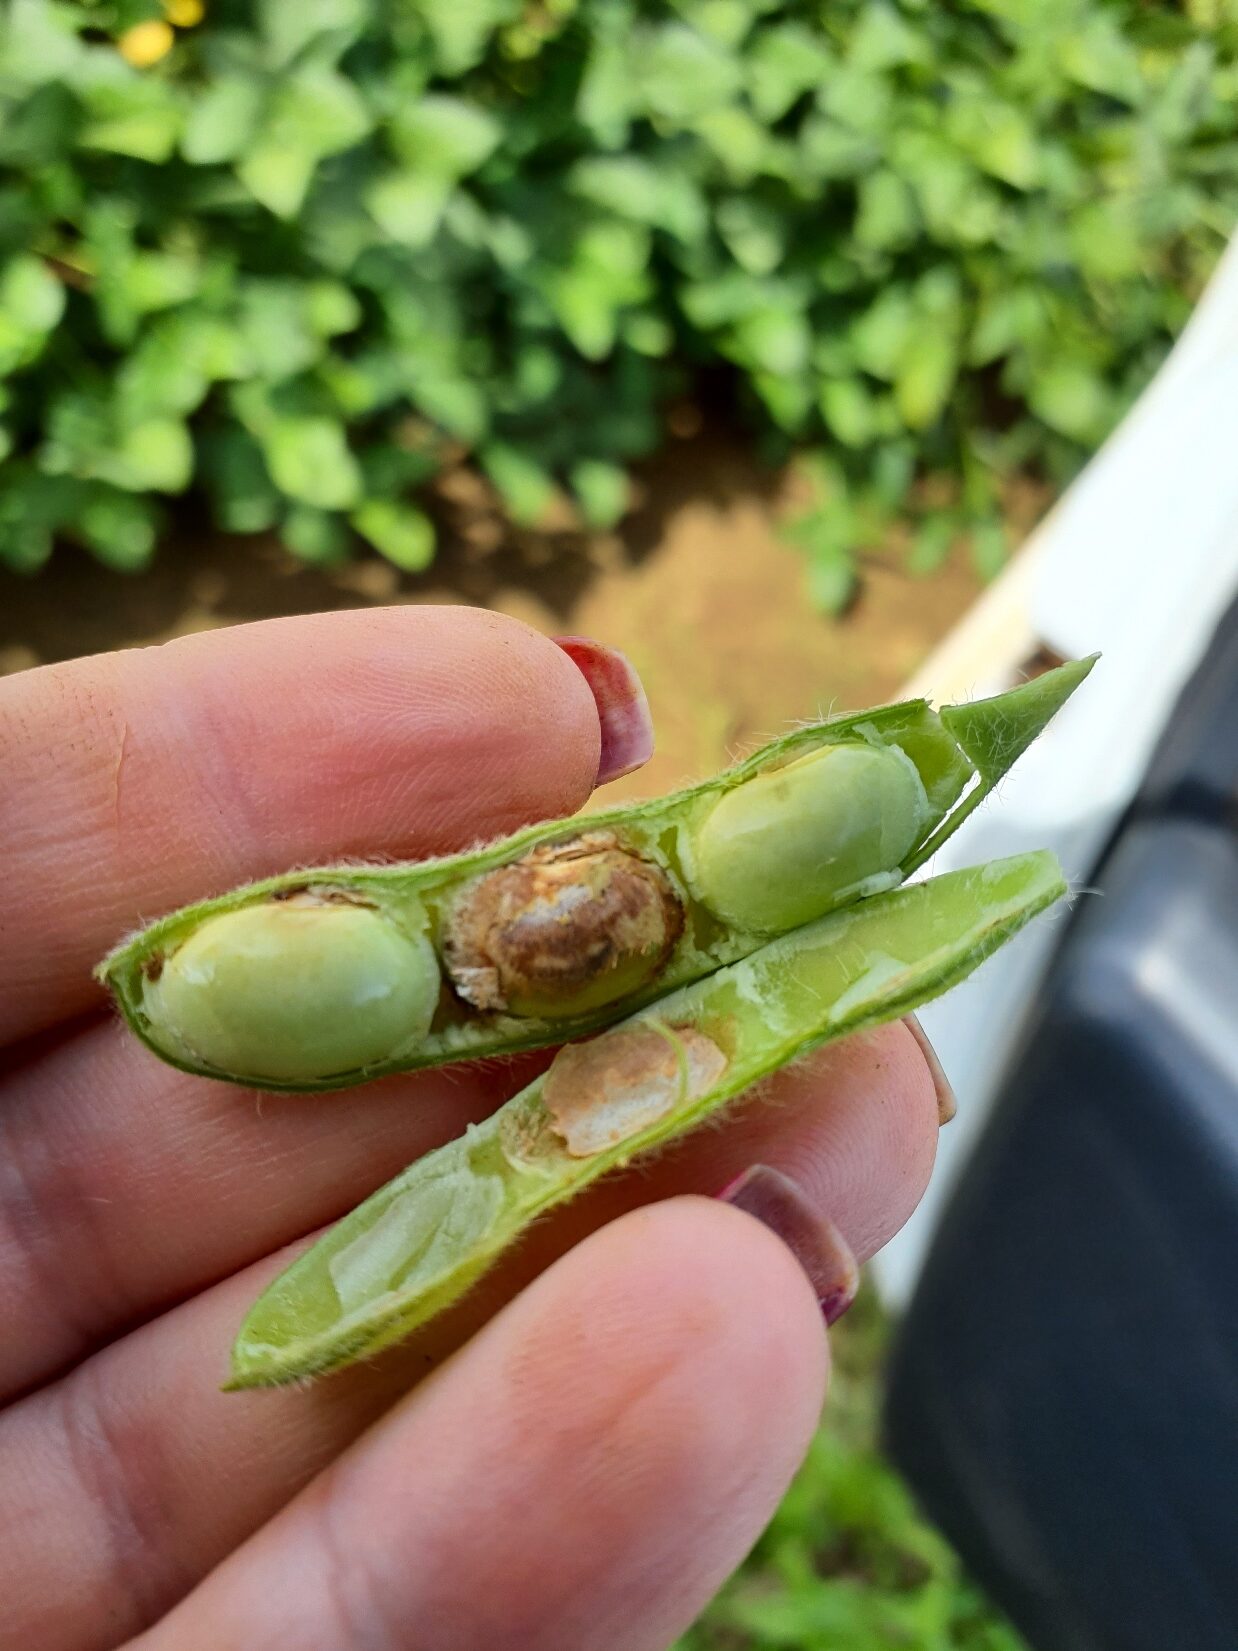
[553,636,655,785]
[903,1013,957,1125]
[717,1165,859,1326]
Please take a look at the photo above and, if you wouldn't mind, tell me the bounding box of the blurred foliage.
[677,1292,1029,1651]
[0,1,1234,594]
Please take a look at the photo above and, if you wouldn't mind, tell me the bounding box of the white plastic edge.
[874,230,1238,1305]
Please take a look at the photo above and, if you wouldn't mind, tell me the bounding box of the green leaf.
[624,312,673,357]
[182,76,266,165]
[389,96,500,178]
[202,429,281,534]
[366,173,452,246]
[755,370,814,432]
[78,73,182,162]
[570,458,629,528]
[679,0,751,51]
[305,280,362,338]
[819,378,877,448]
[415,0,517,76]
[0,516,53,574]
[407,371,488,442]
[967,288,1043,367]
[715,196,785,275]
[800,117,881,180]
[241,69,371,214]
[1029,363,1110,443]
[848,4,925,72]
[238,145,317,219]
[731,308,811,376]
[0,0,83,81]
[854,170,916,251]
[235,281,324,379]
[269,69,373,156]
[577,30,633,143]
[637,24,743,123]
[119,318,217,417]
[124,250,201,316]
[103,418,195,492]
[694,106,771,180]
[895,329,957,430]
[259,0,371,66]
[0,255,65,334]
[351,499,436,570]
[569,157,707,243]
[282,506,351,565]
[820,67,892,136]
[851,288,915,380]
[970,519,1008,580]
[950,99,1041,190]
[77,489,160,572]
[907,513,956,575]
[870,441,914,509]
[265,416,363,509]
[745,24,834,123]
[0,79,79,168]
[806,539,857,615]
[1057,23,1143,104]
[481,441,556,525]
[1069,199,1144,282]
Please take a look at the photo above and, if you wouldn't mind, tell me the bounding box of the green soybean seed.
[689,741,927,932]
[142,893,440,1084]
[97,655,1096,1092]
[227,849,1067,1388]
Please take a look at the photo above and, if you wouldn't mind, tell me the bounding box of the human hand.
[0,607,942,1651]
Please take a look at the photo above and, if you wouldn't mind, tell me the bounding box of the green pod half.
[97,656,1096,1091]
[227,849,1069,1387]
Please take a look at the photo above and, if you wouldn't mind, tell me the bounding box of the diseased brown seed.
[441,831,684,1018]
[543,1022,729,1157]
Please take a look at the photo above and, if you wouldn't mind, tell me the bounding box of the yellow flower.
[163,0,205,25]
[118,19,175,66]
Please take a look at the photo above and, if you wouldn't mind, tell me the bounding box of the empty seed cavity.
[543,1021,728,1157]
[442,831,684,1019]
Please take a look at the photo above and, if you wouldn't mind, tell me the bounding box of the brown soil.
[0,423,1011,796]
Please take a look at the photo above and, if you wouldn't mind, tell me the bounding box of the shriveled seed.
[442,830,684,1018]
[542,1021,728,1157]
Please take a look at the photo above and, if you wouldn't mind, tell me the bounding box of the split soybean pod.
[98,657,1096,1093]
[229,849,1067,1387]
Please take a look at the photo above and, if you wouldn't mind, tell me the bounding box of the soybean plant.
[98,657,1095,1091]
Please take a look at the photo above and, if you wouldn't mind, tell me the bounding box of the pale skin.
[0,606,939,1651]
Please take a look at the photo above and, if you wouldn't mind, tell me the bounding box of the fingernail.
[553,636,655,785]
[717,1165,859,1325]
[902,1013,957,1125]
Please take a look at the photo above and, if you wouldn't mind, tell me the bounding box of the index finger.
[0,607,608,1045]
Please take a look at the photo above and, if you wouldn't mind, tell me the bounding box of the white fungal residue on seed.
[543,1022,728,1157]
